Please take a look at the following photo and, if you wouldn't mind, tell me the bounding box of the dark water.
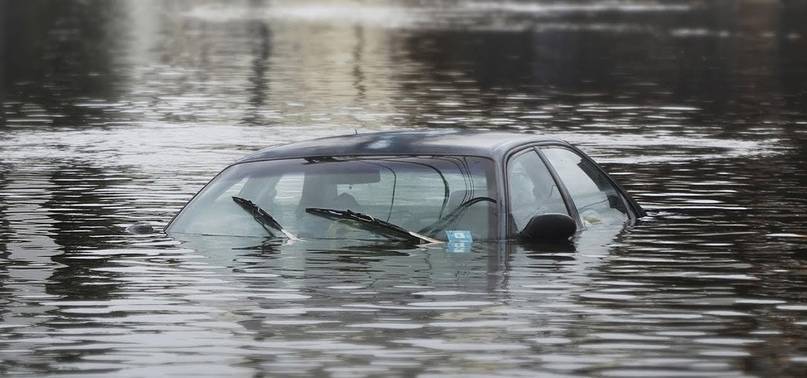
[2,0,807,376]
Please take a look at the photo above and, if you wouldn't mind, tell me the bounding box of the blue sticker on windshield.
[446,230,473,243]
[445,230,473,253]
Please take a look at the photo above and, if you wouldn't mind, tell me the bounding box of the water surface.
[1,0,807,376]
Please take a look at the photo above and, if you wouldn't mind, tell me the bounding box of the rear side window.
[541,147,629,227]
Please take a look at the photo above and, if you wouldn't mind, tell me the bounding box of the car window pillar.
[533,147,583,229]
[504,146,581,238]
[539,146,642,227]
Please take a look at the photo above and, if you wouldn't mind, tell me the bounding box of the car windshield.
[167,156,498,241]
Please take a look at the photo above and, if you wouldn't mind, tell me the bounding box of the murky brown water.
[2,0,807,376]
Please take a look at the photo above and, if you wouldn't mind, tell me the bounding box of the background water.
[1,0,807,376]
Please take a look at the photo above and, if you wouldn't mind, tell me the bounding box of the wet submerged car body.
[166,130,644,243]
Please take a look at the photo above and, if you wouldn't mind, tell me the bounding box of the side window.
[541,148,628,227]
[507,149,568,232]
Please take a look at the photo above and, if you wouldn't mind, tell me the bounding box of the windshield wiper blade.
[232,196,299,240]
[305,207,440,244]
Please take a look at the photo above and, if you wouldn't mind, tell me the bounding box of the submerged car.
[166,130,644,243]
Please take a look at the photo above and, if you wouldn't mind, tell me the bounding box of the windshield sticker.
[446,230,473,243]
[445,230,473,253]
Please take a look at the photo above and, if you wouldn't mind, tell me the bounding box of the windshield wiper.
[305,207,440,244]
[232,196,298,240]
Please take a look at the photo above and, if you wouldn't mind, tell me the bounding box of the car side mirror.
[518,213,577,242]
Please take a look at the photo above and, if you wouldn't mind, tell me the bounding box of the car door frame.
[502,142,644,239]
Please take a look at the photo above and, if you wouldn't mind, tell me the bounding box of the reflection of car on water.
[165,130,644,243]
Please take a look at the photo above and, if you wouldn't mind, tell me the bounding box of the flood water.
[2,0,807,376]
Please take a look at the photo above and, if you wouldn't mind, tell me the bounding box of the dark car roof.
[238,130,567,163]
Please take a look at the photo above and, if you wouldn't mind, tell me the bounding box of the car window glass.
[541,147,628,227]
[383,167,445,226]
[261,173,304,228]
[354,158,494,240]
[173,171,270,237]
[167,157,497,240]
[507,150,568,232]
[335,169,395,219]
